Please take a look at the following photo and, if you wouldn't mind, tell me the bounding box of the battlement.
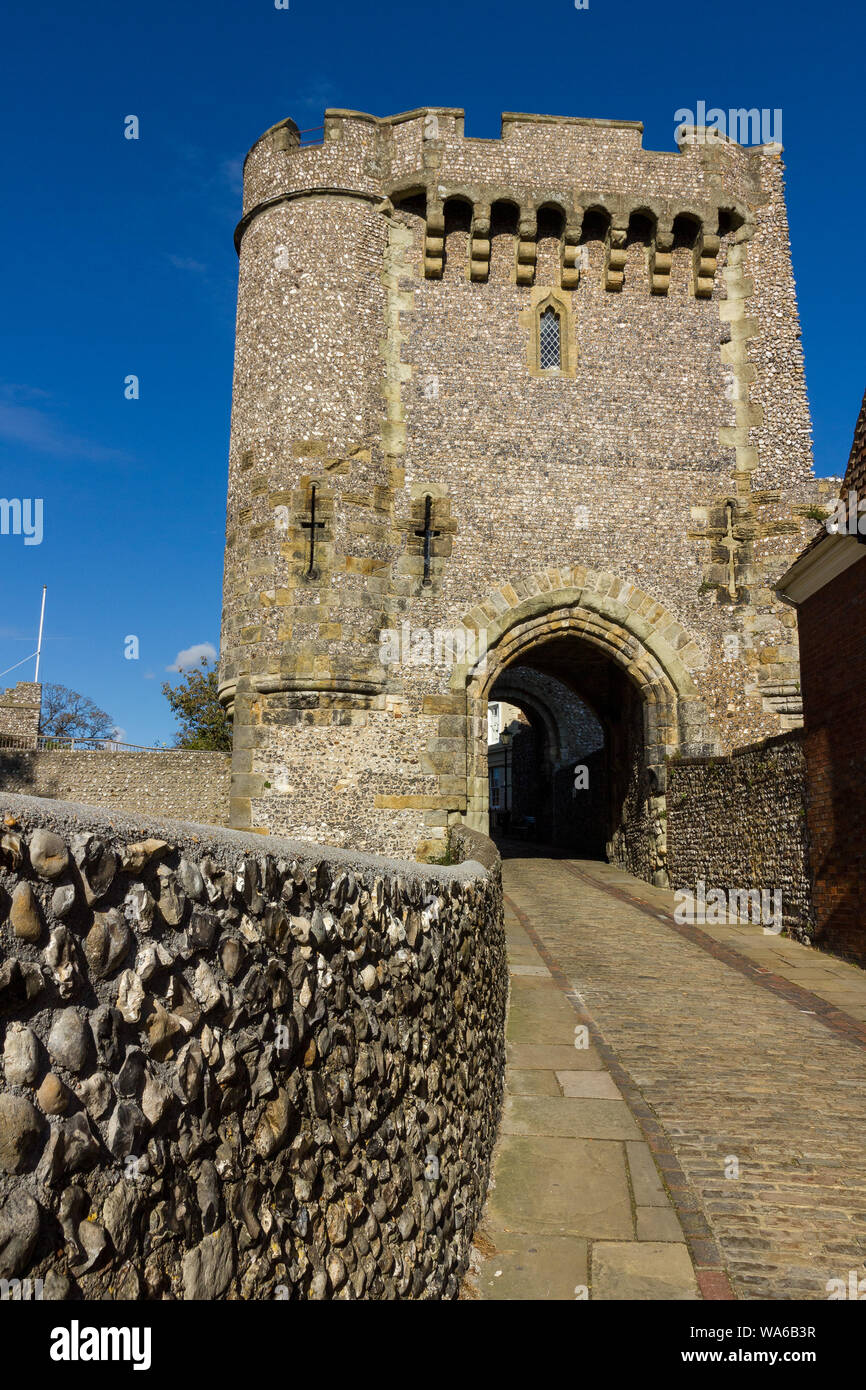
[237,106,781,301]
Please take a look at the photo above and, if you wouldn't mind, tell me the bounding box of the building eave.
[776,531,866,606]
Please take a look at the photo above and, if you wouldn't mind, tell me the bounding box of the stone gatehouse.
[219,105,829,879]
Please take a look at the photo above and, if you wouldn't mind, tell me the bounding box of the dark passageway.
[483,634,665,880]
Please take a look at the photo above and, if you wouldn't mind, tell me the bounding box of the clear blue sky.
[1,0,863,744]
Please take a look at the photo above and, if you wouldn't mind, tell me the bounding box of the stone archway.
[449,568,715,885]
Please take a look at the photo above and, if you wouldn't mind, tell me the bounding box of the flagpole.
[34,586,47,682]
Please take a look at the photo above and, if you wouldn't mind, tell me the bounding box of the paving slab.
[501,1094,641,1140]
[505,984,582,1045]
[636,1206,686,1242]
[507,1042,606,1071]
[626,1140,670,1207]
[472,1230,589,1300]
[591,1241,700,1300]
[485,1134,634,1238]
[556,1070,623,1100]
[508,1068,562,1096]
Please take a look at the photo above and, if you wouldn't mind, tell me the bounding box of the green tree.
[161,658,232,751]
[39,684,116,742]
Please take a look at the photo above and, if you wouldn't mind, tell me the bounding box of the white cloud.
[167,253,207,274]
[221,157,244,196]
[0,383,129,462]
[167,642,217,673]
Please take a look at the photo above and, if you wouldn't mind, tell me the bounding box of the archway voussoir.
[484,595,508,618]
[593,571,620,596]
[460,570,706,713]
[661,622,689,650]
[679,640,706,670]
[581,590,631,631]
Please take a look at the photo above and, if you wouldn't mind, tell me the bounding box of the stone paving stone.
[507,1043,606,1071]
[504,857,866,1300]
[508,973,570,993]
[505,982,581,1045]
[501,1095,641,1141]
[473,1230,589,1301]
[510,964,552,977]
[636,1206,686,1242]
[556,1070,623,1099]
[590,1241,700,1300]
[486,1134,634,1238]
[626,1140,670,1207]
[508,1068,562,1097]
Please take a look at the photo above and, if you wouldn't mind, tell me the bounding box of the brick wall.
[667,731,813,941]
[797,555,866,963]
[0,751,230,828]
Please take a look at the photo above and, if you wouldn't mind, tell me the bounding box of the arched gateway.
[453,571,711,885]
[219,106,824,880]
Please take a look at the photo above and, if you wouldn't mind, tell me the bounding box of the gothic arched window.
[523,289,574,378]
[539,306,561,370]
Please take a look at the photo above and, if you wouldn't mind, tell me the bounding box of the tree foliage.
[39,684,116,742]
[161,658,232,751]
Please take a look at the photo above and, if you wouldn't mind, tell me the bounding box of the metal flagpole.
[34,586,47,682]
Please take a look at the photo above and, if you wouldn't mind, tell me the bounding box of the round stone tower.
[220,113,395,833]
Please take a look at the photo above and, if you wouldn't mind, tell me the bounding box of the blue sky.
[1,0,863,744]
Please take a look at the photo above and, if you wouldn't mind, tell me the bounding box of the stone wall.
[0,750,231,828]
[0,795,506,1300]
[0,683,41,748]
[220,105,827,862]
[666,731,813,940]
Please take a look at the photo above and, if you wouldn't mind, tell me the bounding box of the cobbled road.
[503,856,866,1300]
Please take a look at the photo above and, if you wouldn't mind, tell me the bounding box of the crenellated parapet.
[236,107,771,299]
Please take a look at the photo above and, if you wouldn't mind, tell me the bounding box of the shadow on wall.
[0,750,231,827]
[0,752,59,799]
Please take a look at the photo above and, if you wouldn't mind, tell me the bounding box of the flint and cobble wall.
[0,795,506,1300]
[0,751,231,828]
[0,683,41,747]
[666,731,813,940]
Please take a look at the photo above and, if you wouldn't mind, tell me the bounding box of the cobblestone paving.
[503,857,866,1301]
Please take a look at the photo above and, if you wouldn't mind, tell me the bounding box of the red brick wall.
[799,553,866,963]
